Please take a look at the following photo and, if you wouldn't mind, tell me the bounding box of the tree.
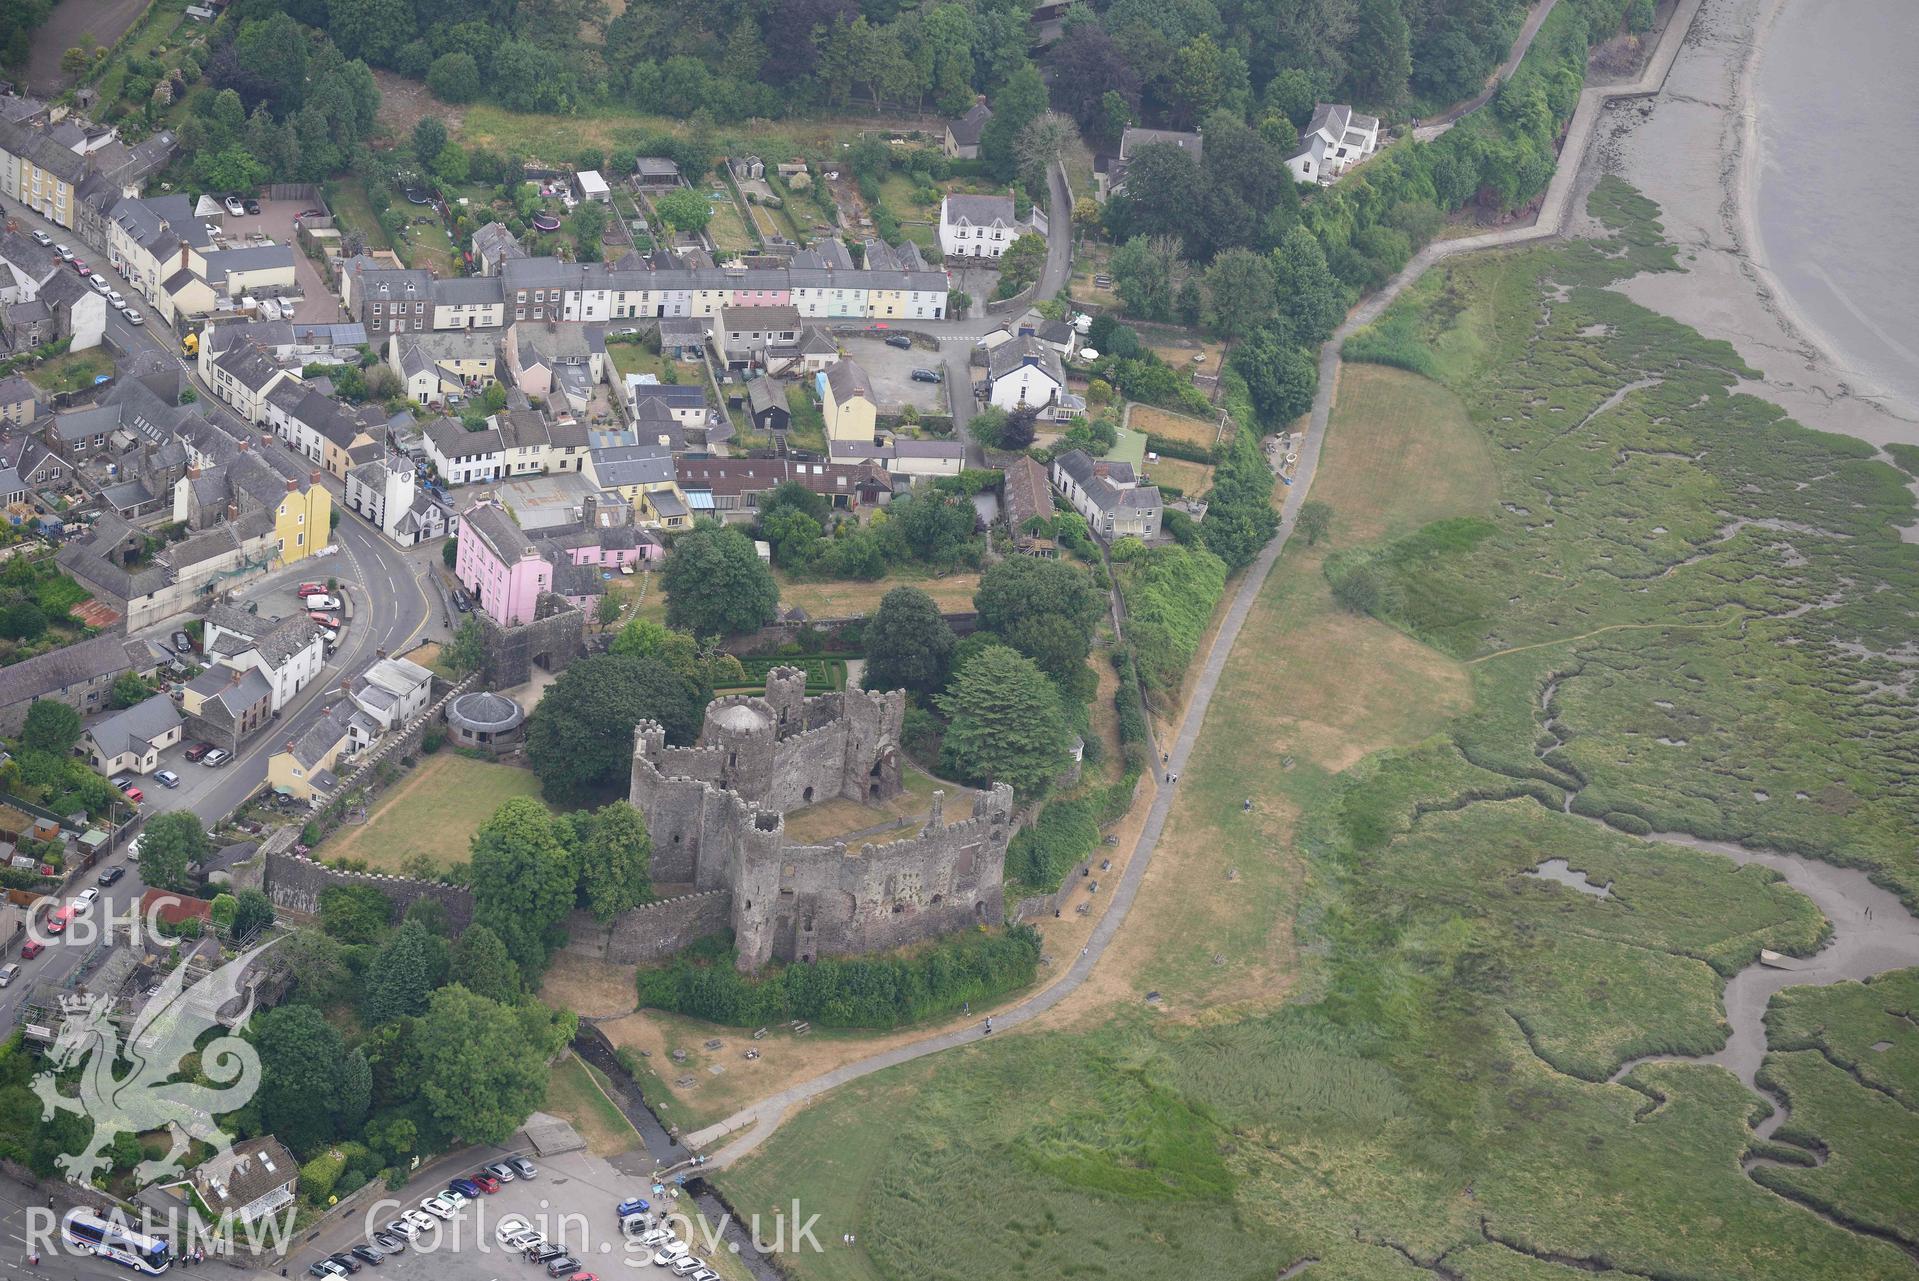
[1272,226,1347,346]
[1013,111,1075,194]
[108,672,153,709]
[995,232,1048,295]
[1001,405,1040,450]
[1296,501,1334,546]
[20,700,80,754]
[319,884,393,943]
[887,491,977,568]
[1109,235,1179,322]
[610,620,743,698]
[449,923,521,1004]
[760,505,822,569]
[566,803,652,921]
[412,117,448,168]
[1103,143,1201,243]
[253,1004,354,1155]
[415,986,570,1144]
[594,593,623,631]
[139,812,208,893]
[361,920,447,1025]
[568,200,609,262]
[200,145,266,193]
[973,557,1103,682]
[469,798,578,975]
[662,522,779,637]
[1346,0,1411,109]
[443,617,484,674]
[864,587,956,697]
[1203,248,1278,341]
[653,187,713,235]
[1232,327,1319,425]
[271,928,353,1008]
[1048,25,1139,139]
[979,65,1048,183]
[231,888,276,937]
[526,654,703,803]
[967,405,1009,448]
[0,601,46,640]
[937,644,1072,798]
[426,51,481,103]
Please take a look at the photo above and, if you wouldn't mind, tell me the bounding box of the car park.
[544,1259,581,1277]
[202,748,231,768]
[419,1196,456,1221]
[349,1245,384,1266]
[509,1157,538,1179]
[155,770,181,789]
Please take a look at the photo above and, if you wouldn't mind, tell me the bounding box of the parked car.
[0,963,20,987]
[471,1172,501,1193]
[418,1196,456,1221]
[73,888,98,912]
[307,611,341,629]
[400,1210,437,1235]
[303,593,341,611]
[325,1254,361,1274]
[52,245,71,260]
[504,1232,544,1253]
[90,275,111,294]
[224,195,247,217]
[452,588,472,613]
[689,1271,719,1281]
[183,741,213,762]
[307,1260,348,1279]
[616,1198,651,1219]
[544,1258,581,1277]
[299,208,325,219]
[653,1241,689,1261]
[348,1246,383,1267]
[97,866,123,887]
[20,939,44,959]
[202,748,232,768]
[439,1188,470,1209]
[485,1160,517,1183]
[296,581,328,598]
[172,630,195,653]
[668,1257,705,1277]
[447,1178,481,1200]
[368,1231,405,1255]
[126,310,145,325]
[495,1218,533,1245]
[526,1246,565,1265]
[509,1157,538,1179]
[245,199,261,215]
[30,229,51,246]
[155,769,181,789]
[885,333,913,349]
[120,784,144,804]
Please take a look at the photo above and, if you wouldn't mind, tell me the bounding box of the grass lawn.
[1128,404,1224,452]
[706,197,756,255]
[1139,455,1211,498]
[452,104,861,172]
[782,385,829,455]
[542,1052,641,1158]
[780,765,958,850]
[328,180,393,254]
[28,350,113,396]
[717,179,1919,1281]
[320,752,545,874]
[606,342,688,385]
[773,568,980,619]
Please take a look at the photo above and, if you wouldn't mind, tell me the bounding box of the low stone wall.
[723,610,977,655]
[560,890,733,965]
[312,672,478,812]
[263,849,475,931]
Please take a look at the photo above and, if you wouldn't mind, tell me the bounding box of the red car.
[20,939,44,959]
[296,581,328,597]
[308,611,341,629]
[44,907,70,935]
[471,1173,500,1193]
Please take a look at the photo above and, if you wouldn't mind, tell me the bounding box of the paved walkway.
[1415,0,1563,139]
[684,0,1708,1169]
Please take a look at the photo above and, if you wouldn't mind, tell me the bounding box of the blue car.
[616,1198,650,1218]
[448,1178,483,1199]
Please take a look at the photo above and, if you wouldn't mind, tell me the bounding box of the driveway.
[838,337,948,413]
[212,198,350,326]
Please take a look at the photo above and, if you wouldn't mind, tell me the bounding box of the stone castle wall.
[629,667,1013,971]
[560,890,735,965]
[264,849,476,931]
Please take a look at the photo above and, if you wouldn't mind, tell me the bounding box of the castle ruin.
[629,667,1016,971]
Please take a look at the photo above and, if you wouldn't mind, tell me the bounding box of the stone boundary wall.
[560,890,734,965]
[264,849,475,931]
[723,611,977,655]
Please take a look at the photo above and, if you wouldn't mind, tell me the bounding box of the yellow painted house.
[276,479,331,565]
[820,359,877,443]
[268,705,354,801]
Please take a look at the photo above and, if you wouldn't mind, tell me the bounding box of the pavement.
[834,337,947,413]
[682,0,1712,1168]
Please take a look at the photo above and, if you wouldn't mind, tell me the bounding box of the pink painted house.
[726,286,791,307]
[455,499,551,626]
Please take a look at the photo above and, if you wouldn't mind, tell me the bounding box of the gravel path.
[684,0,1710,1169]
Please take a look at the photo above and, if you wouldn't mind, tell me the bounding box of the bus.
[63,1209,171,1274]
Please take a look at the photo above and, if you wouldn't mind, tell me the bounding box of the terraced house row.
[339,239,951,336]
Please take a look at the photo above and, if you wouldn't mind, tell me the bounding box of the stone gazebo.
[444,690,526,752]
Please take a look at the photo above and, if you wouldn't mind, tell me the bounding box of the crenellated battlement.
[628,669,1008,971]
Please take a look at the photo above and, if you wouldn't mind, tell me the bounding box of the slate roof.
[189,1136,296,1219]
[1003,454,1054,532]
[187,664,273,718]
[85,693,183,757]
[590,444,674,488]
[942,193,1017,226]
[948,101,993,147]
[824,359,873,403]
[988,335,1063,383]
[425,417,503,460]
[286,703,354,769]
[461,499,537,562]
[0,633,145,710]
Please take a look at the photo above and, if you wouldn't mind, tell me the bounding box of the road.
[683,0,1712,1168]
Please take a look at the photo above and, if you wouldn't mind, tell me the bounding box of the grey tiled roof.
[0,633,141,710]
[85,694,182,758]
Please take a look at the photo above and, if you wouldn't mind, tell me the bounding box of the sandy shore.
[1576,0,1919,463]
